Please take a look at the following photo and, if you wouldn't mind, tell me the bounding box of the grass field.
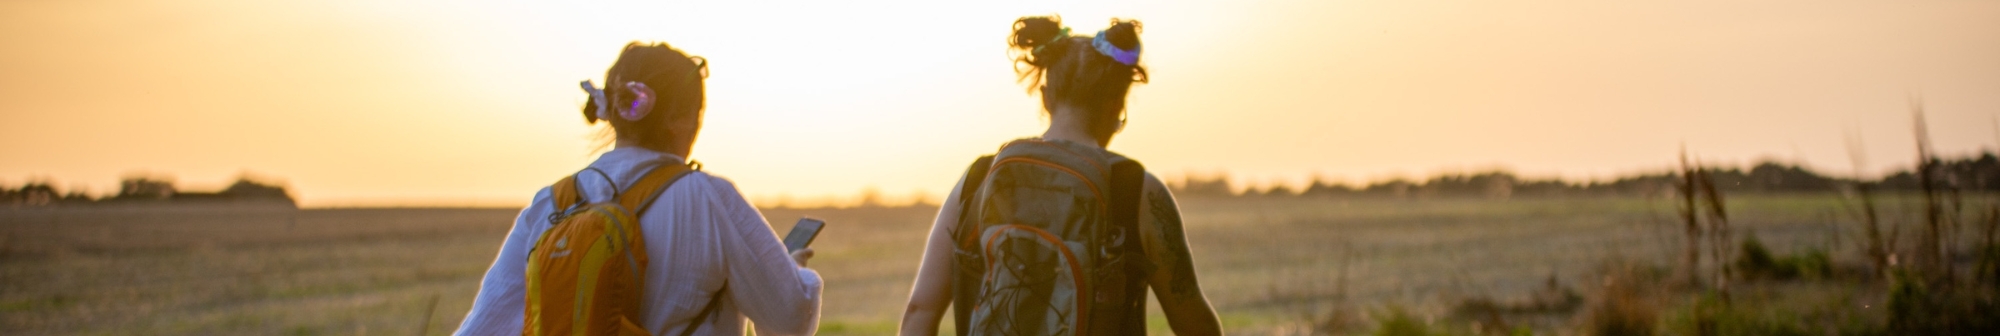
[0,194,1976,335]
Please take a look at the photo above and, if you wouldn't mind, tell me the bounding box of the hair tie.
[1032,27,1071,55]
[682,57,708,85]
[1092,30,1140,66]
[620,81,652,121]
[580,80,612,121]
[582,56,706,123]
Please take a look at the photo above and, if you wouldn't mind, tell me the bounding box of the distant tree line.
[2,174,295,207]
[1171,151,2000,199]
[0,182,94,206]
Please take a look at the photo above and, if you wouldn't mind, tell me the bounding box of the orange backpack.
[523,163,701,336]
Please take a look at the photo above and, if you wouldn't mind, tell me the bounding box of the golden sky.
[3,0,1998,207]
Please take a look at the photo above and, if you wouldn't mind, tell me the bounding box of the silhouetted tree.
[1300,177,1356,197]
[118,175,176,200]
[221,178,295,205]
[1173,173,1235,198]
[17,183,57,206]
[1363,179,1416,198]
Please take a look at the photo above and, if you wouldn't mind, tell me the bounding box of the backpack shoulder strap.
[949,155,994,336]
[1109,159,1146,267]
[954,155,995,244]
[1110,159,1145,239]
[955,156,995,221]
[614,161,708,336]
[549,167,622,219]
[1108,158,1150,334]
[551,176,581,207]
[547,176,585,225]
[617,162,697,215]
[679,283,728,336]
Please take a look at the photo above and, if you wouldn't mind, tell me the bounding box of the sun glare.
[2,0,1997,207]
[427,1,1192,207]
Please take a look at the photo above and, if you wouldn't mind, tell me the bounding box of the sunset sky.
[3,0,1998,207]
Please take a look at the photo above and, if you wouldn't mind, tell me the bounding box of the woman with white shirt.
[454,42,821,336]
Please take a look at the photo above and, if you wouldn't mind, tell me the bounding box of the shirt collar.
[591,146,686,171]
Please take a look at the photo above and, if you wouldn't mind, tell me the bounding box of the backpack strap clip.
[548,168,620,225]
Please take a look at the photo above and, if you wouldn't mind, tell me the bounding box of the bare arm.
[1137,174,1222,335]
[899,175,966,336]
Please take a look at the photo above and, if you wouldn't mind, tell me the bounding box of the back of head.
[1009,16,1147,139]
[582,42,708,153]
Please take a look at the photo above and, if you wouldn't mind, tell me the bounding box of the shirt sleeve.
[452,188,552,336]
[705,177,823,335]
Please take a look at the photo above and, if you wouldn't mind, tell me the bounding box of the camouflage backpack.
[524,163,718,336]
[951,139,1149,336]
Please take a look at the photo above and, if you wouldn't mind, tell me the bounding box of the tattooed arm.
[1138,173,1223,335]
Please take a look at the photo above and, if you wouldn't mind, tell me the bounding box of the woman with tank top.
[899,16,1223,336]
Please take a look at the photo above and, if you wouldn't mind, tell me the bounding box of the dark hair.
[1010,16,1147,138]
[582,42,707,151]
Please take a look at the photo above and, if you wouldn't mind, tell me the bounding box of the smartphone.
[783,217,826,252]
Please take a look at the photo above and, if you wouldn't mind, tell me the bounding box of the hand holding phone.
[783,217,826,253]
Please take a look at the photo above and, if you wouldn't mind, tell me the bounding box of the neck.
[613,137,648,151]
[614,138,689,158]
[1042,105,1105,148]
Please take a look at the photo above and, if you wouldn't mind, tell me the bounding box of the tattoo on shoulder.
[1147,189,1183,228]
[1146,189,1201,297]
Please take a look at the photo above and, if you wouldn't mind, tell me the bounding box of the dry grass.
[0,204,512,335]
[0,194,1934,335]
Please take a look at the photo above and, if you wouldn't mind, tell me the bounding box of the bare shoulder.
[1141,172,1170,193]
[1138,172,1183,229]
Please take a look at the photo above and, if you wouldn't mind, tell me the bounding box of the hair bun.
[1103,19,1141,51]
[1010,16,1065,52]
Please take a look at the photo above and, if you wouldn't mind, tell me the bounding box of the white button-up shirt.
[455,146,822,336]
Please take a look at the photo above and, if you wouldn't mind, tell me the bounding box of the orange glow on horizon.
[3,0,1999,208]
